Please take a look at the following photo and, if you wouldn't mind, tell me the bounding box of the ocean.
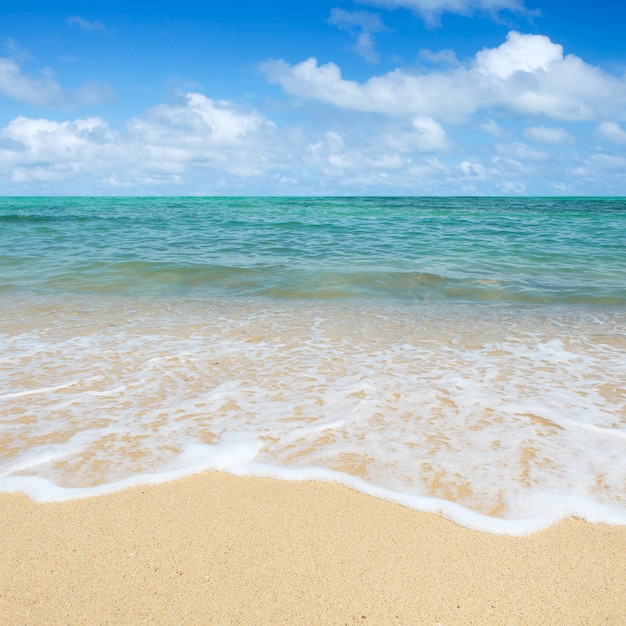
[1,196,625,534]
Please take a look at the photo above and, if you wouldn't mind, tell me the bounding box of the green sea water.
[1,196,624,303]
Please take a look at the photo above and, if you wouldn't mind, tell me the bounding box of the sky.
[1,0,625,195]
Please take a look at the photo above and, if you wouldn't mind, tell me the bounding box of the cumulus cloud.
[127,93,279,177]
[0,92,463,194]
[130,92,271,148]
[261,56,479,119]
[262,32,626,122]
[1,115,117,183]
[382,116,450,152]
[67,16,105,31]
[328,9,388,63]
[357,0,529,26]
[410,116,449,150]
[0,108,542,195]
[0,93,285,190]
[459,160,487,179]
[475,31,561,78]
[0,84,624,196]
[0,56,114,108]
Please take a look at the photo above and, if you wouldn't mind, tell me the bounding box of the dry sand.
[1,472,625,625]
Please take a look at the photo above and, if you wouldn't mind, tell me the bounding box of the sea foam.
[2,293,625,535]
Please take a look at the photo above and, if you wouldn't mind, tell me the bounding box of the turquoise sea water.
[2,196,625,303]
[1,197,625,533]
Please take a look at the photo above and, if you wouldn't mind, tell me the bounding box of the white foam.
[0,380,81,400]
[7,457,626,537]
[2,294,626,535]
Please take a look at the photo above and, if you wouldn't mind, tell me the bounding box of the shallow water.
[1,197,625,534]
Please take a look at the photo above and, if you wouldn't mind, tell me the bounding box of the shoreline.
[1,472,625,624]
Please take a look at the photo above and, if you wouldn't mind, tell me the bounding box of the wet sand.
[1,472,625,624]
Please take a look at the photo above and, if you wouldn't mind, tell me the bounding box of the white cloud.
[0,56,114,108]
[261,56,480,119]
[1,116,118,182]
[476,33,621,119]
[129,92,271,148]
[127,93,280,179]
[328,9,388,63]
[523,126,573,144]
[67,16,105,31]
[0,93,285,190]
[411,116,448,150]
[459,160,487,179]
[597,121,626,144]
[0,86,623,196]
[0,93,455,194]
[262,32,626,122]
[475,32,562,79]
[0,58,63,106]
[357,0,529,26]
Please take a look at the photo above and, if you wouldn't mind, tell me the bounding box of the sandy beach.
[1,472,625,624]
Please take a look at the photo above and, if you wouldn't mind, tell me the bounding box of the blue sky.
[1,0,625,195]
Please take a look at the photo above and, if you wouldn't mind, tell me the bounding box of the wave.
[2,259,625,304]
[2,295,626,534]
[2,197,625,305]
